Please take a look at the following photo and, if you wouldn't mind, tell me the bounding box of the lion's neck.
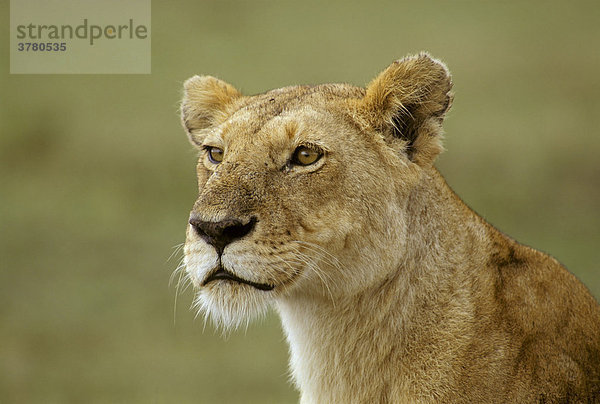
[277,279,415,403]
[276,168,489,403]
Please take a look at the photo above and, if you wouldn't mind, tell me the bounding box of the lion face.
[181,54,453,328]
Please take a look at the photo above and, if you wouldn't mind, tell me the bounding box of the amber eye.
[292,146,322,166]
[206,146,224,164]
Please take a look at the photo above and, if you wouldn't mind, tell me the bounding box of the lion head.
[181,53,453,328]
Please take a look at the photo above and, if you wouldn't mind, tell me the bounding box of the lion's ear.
[361,53,453,166]
[180,75,242,144]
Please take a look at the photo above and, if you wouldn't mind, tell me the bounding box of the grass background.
[1,1,599,403]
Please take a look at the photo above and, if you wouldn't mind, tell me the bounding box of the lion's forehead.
[221,83,363,139]
[220,105,336,150]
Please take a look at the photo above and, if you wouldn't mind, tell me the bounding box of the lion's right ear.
[180,75,242,145]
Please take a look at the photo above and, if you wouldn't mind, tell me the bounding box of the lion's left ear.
[360,53,453,166]
[180,75,242,145]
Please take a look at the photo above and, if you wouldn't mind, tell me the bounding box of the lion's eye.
[206,146,224,164]
[292,146,322,166]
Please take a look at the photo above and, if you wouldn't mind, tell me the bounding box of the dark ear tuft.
[361,52,453,165]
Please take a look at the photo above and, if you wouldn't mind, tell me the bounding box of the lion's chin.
[192,281,273,330]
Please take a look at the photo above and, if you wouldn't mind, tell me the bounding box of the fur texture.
[180,53,600,403]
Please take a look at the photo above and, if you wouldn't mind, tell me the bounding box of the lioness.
[180,53,600,403]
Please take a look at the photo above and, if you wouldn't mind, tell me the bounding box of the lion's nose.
[189,216,257,253]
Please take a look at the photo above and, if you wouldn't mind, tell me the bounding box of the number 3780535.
[17,42,67,51]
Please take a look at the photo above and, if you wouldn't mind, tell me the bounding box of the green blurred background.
[1,1,599,403]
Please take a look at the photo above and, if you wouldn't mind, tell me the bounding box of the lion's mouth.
[203,266,275,291]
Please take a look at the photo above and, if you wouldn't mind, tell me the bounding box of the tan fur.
[180,53,600,403]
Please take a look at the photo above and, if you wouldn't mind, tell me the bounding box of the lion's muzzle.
[188,215,257,254]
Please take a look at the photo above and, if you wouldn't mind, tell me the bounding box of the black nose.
[189,216,257,253]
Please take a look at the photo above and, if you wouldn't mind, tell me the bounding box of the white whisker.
[286,243,338,306]
[169,244,187,325]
